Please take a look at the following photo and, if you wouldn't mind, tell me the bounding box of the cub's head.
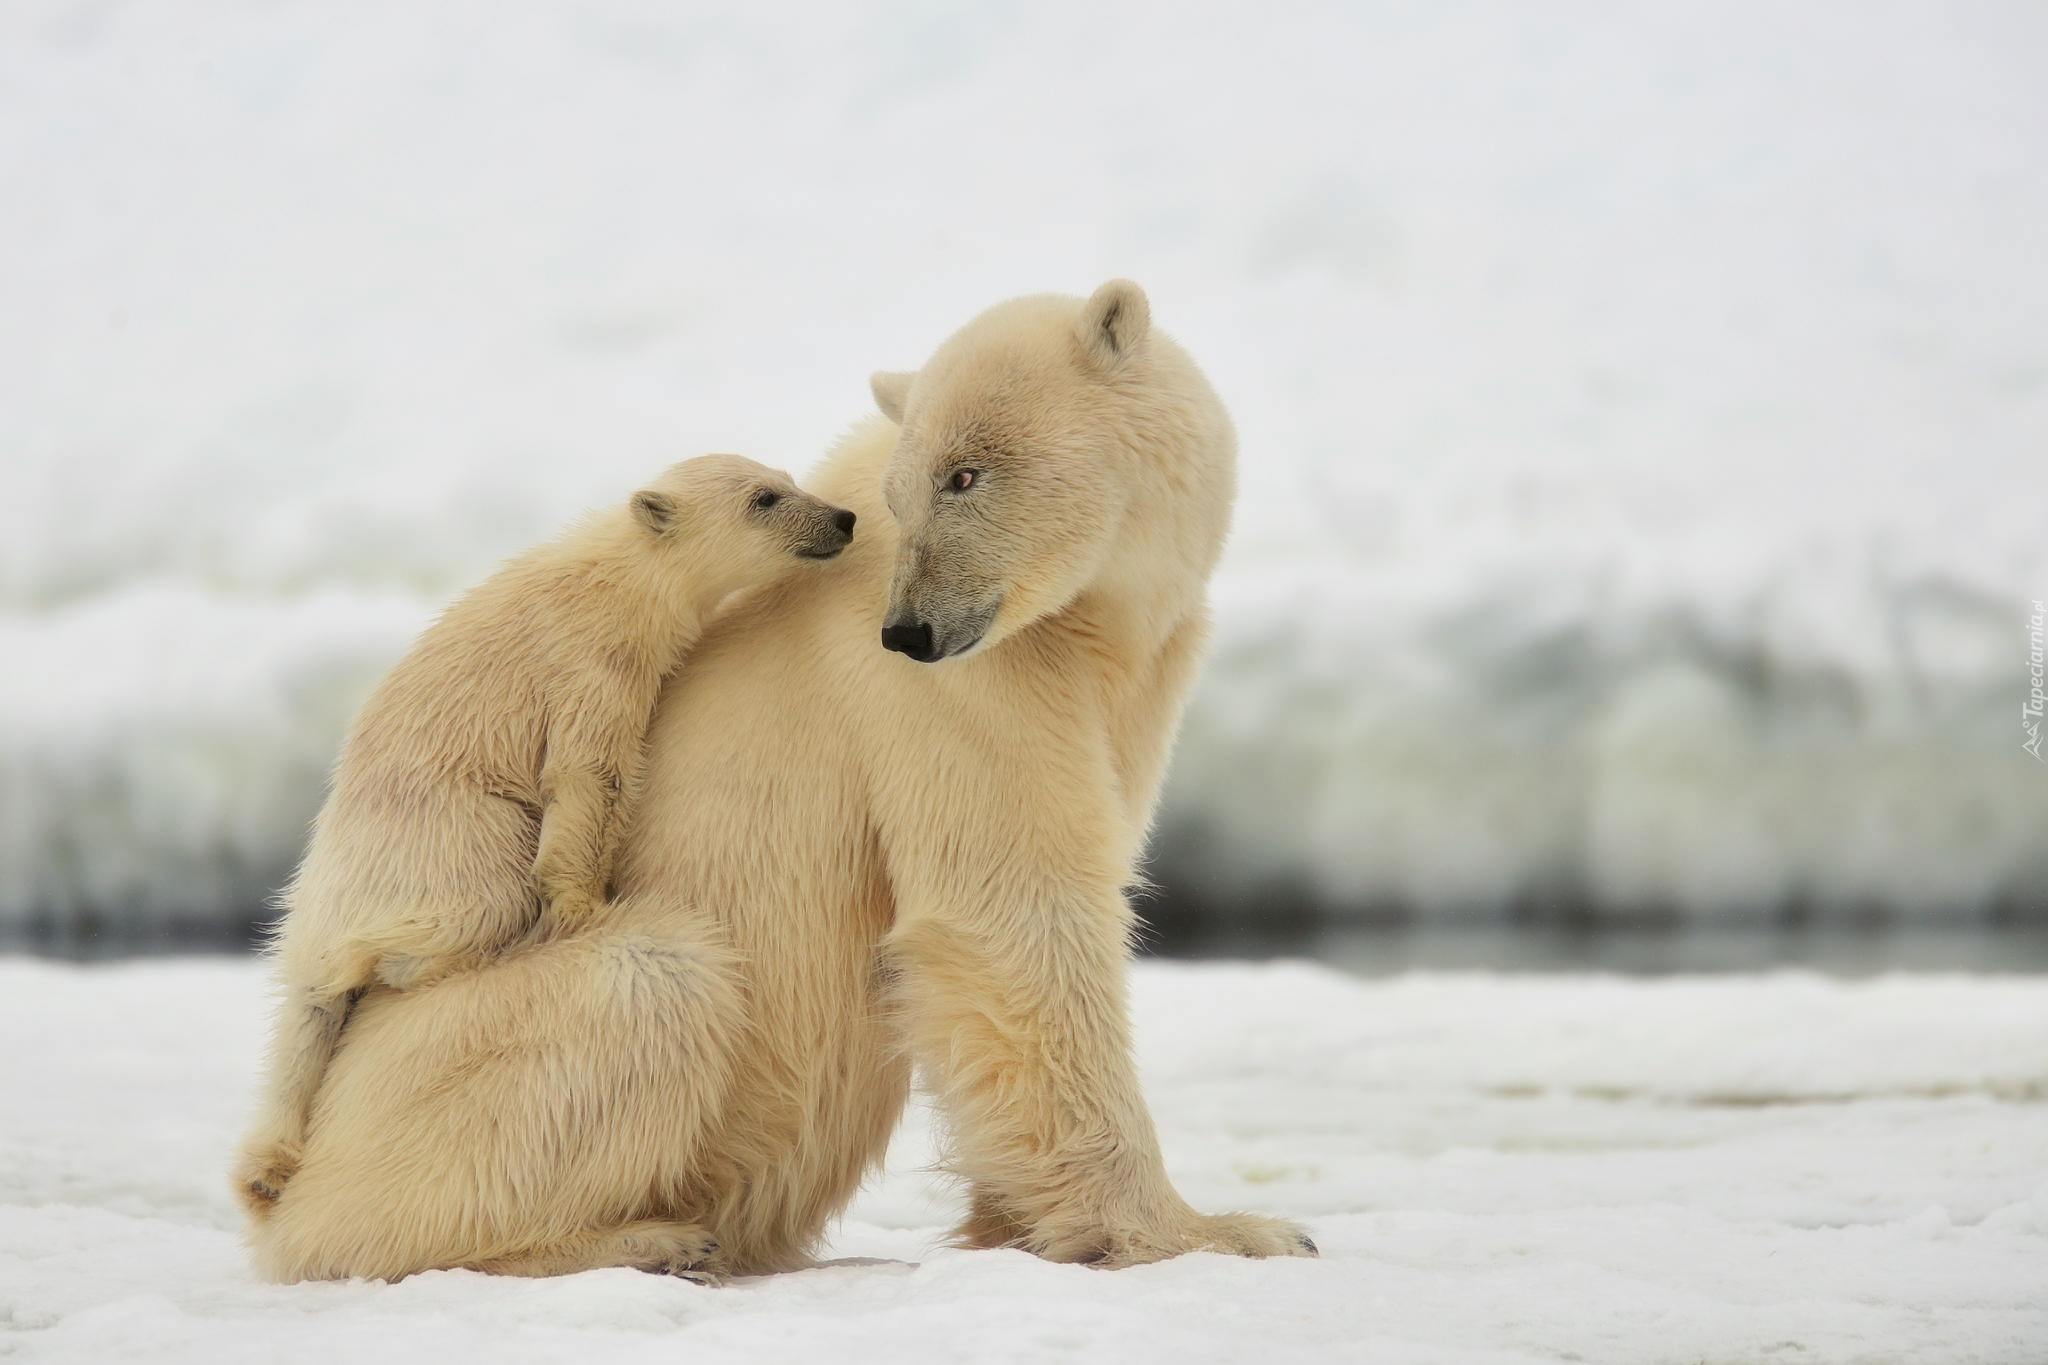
[871,280,1180,664]
[629,454,855,593]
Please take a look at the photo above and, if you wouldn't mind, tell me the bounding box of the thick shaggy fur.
[245,283,1314,1282]
[234,455,851,1224]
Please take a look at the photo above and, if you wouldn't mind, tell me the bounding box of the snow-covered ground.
[2,1,2044,930]
[2,957,2045,1363]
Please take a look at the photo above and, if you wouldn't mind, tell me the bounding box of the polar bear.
[246,282,1315,1283]
[234,455,855,1219]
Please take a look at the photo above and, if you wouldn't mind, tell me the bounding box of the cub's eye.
[948,468,978,491]
[753,489,781,510]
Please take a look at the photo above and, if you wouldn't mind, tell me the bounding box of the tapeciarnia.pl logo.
[2027,599,2045,762]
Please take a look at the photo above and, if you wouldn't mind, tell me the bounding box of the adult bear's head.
[870,280,1234,664]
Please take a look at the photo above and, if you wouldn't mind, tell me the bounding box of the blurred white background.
[1,0,2042,950]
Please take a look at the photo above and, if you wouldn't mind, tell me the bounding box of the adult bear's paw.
[1042,1210,1319,1268]
[624,1222,729,1285]
[1179,1211,1319,1261]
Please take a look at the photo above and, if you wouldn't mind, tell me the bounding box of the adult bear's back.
[616,418,902,930]
[604,420,912,1274]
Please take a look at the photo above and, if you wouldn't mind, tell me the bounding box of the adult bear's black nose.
[834,509,856,536]
[880,619,937,662]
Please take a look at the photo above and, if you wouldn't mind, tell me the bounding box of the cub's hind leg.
[249,899,745,1284]
[233,984,359,1219]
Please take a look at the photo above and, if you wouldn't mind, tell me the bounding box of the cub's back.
[335,519,653,802]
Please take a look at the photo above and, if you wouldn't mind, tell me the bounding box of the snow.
[3,1,2046,930]
[2,957,2046,1363]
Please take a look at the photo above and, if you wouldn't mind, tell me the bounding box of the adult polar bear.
[251,282,1314,1282]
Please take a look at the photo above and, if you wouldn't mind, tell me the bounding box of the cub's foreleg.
[532,705,644,934]
[532,768,618,928]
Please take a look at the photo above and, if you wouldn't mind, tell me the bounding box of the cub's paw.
[374,953,433,991]
[232,1142,301,1219]
[375,949,481,992]
[550,887,598,918]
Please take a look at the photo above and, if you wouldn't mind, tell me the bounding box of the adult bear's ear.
[870,370,914,424]
[631,489,678,535]
[1076,279,1150,369]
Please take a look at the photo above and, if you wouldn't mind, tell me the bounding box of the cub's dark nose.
[833,508,856,536]
[880,619,937,662]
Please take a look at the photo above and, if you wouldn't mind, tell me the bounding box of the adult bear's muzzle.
[880,618,939,662]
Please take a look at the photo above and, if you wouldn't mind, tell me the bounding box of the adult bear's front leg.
[886,851,1316,1268]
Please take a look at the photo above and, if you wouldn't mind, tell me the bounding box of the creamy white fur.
[244,284,1314,1282]
[234,455,849,1230]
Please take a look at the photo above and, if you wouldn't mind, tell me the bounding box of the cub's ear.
[630,489,678,535]
[1076,279,1150,368]
[870,370,914,425]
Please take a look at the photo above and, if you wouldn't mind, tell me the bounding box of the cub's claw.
[232,1143,301,1220]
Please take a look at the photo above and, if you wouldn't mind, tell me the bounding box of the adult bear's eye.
[949,468,978,491]
[753,489,781,510]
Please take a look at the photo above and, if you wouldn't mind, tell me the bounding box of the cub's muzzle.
[797,507,857,560]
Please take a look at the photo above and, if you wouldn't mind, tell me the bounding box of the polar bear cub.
[234,454,854,1217]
